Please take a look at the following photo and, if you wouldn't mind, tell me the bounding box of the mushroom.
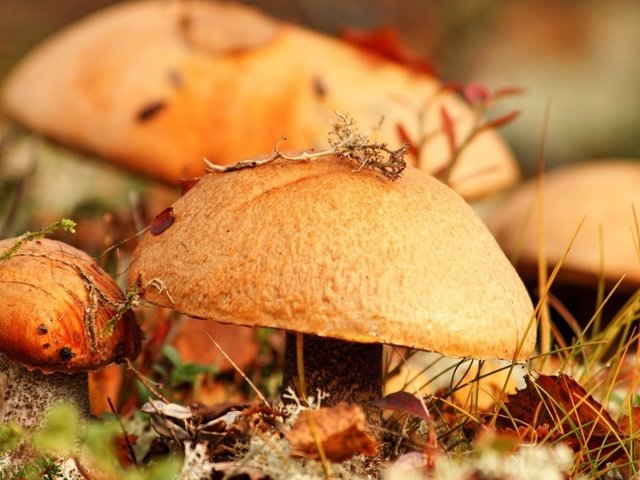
[0,237,141,461]
[487,159,640,331]
[127,155,535,430]
[2,0,518,200]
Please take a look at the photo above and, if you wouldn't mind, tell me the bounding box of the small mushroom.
[127,155,535,432]
[1,0,518,200]
[487,159,640,329]
[0,238,141,461]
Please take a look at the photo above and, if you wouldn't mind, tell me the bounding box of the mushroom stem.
[0,353,88,461]
[282,333,383,431]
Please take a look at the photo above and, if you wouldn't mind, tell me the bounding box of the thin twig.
[206,332,270,406]
[125,357,169,403]
[107,397,138,467]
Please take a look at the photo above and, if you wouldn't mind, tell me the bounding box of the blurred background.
[2,0,639,177]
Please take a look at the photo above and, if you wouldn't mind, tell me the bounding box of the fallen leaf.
[371,391,431,423]
[618,406,640,436]
[286,404,378,462]
[496,374,625,463]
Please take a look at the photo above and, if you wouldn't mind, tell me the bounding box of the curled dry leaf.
[285,403,378,462]
[497,373,626,463]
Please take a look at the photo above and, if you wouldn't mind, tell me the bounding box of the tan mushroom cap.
[1,0,517,200]
[0,238,141,373]
[487,159,640,289]
[128,156,535,361]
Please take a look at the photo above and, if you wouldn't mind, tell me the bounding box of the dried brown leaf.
[497,374,625,463]
[286,403,378,462]
[618,406,640,436]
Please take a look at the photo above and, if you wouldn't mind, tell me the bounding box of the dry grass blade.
[536,101,552,356]
[206,332,269,407]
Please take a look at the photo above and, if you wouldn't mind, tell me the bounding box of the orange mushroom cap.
[0,238,141,373]
[1,0,518,200]
[128,156,535,361]
[487,159,640,290]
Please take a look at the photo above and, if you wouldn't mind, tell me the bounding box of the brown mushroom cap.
[487,159,640,289]
[1,0,517,200]
[128,156,535,361]
[0,238,141,373]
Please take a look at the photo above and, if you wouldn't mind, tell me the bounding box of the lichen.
[205,112,409,181]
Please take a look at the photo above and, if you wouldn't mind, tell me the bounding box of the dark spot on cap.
[313,75,327,98]
[59,347,73,361]
[42,343,50,349]
[136,100,167,122]
[38,324,48,334]
[168,70,183,88]
[179,177,201,195]
[150,207,175,235]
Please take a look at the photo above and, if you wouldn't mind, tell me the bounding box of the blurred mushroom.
[2,0,518,200]
[127,155,535,432]
[170,316,258,372]
[0,237,141,461]
[487,159,640,331]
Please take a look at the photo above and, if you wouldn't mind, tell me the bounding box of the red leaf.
[439,106,456,156]
[371,391,431,423]
[493,86,526,99]
[396,124,419,159]
[462,82,490,105]
[150,207,175,235]
[340,26,436,76]
[179,177,200,195]
[481,110,521,130]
